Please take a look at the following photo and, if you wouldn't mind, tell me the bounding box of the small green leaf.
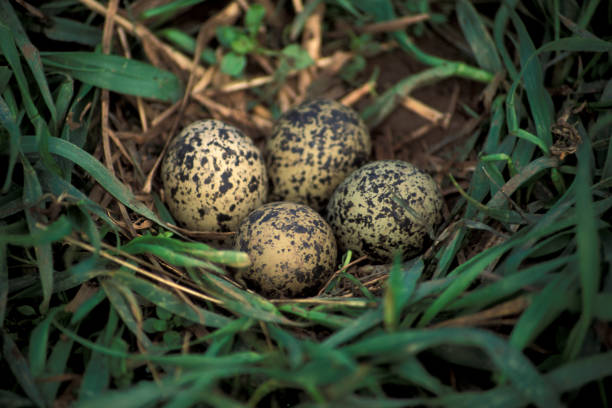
[245,4,266,36]
[216,26,242,48]
[281,44,313,70]
[163,331,182,348]
[230,35,256,54]
[220,52,246,77]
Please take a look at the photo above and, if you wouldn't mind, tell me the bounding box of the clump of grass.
[1,0,612,406]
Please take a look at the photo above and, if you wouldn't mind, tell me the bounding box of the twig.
[360,13,429,34]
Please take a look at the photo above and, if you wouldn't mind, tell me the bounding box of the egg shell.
[266,99,371,211]
[234,202,337,298]
[161,120,267,232]
[326,160,443,263]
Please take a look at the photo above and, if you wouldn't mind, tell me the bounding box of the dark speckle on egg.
[161,120,268,232]
[266,99,371,211]
[326,160,443,263]
[234,202,337,298]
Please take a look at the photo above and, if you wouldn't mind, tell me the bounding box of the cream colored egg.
[266,99,371,211]
[326,160,443,263]
[161,120,267,232]
[234,202,337,298]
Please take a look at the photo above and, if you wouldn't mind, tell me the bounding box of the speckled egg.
[326,160,443,263]
[266,99,371,211]
[161,120,267,232]
[234,202,337,298]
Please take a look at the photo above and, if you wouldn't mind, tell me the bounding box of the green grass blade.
[43,16,102,47]
[512,128,550,155]
[456,0,502,72]
[0,239,5,328]
[0,95,21,194]
[384,256,422,331]
[509,270,576,350]
[21,136,172,233]
[564,132,600,360]
[38,171,117,231]
[0,1,58,128]
[493,0,519,79]
[509,10,554,149]
[267,325,304,368]
[0,24,61,176]
[418,238,516,327]
[21,155,54,313]
[361,64,456,128]
[323,308,382,348]
[392,356,453,395]
[432,350,612,408]
[53,75,74,131]
[29,308,63,379]
[122,234,249,268]
[0,215,72,246]
[290,0,323,40]
[78,309,118,402]
[77,380,179,408]
[448,255,573,312]
[344,327,562,407]
[537,36,612,53]
[41,52,183,102]
[0,65,12,91]
[2,330,46,408]
[70,288,106,325]
[488,156,559,208]
[113,270,232,328]
[139,0,206,19]
[593,294,612,320]
[101,279,154,350]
